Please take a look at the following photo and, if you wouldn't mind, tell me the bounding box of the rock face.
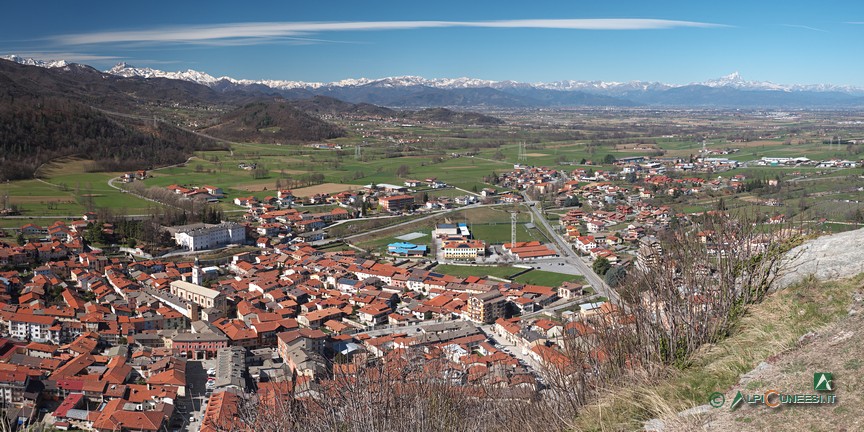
[775,227,864,290]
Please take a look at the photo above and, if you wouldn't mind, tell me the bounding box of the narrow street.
[173,358,216,432]
[479,324,540,372]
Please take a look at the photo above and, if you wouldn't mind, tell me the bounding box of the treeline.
[279,172,325,189]
[126,183,226,223]
[91,202,225,252]
[406,108,504,125]
[0,97,222,180]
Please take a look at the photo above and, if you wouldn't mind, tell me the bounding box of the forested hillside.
[201,100,346,143]
[0,97,220,180]
[0,59,345,179]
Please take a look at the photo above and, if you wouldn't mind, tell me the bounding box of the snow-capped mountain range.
[97,60,864,95]
[55,56,852,93]
[1,54,69,69]
[5,54,864,107]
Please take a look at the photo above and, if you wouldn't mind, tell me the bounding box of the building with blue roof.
[387,242,427,257]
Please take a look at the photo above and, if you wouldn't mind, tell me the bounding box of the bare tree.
[227,212,796,432]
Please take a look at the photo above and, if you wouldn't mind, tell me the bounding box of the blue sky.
[4,0,864,85]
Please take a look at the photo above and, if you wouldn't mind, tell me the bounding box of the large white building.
[441,238,486,260]
[174,222,246,251]
[169,280,227,317]
[7,313,58,343]
[147,283,227,322]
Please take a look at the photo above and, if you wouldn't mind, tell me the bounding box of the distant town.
[2,144,853,431]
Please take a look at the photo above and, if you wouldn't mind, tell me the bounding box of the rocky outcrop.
[775,227,864,290]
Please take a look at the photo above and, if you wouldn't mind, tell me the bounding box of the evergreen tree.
[605,265,627,287]
[592,257,611,276]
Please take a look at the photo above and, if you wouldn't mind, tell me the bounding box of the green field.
[348,204,558,253]
[0,158,161,218]
[468,223,546,244]
[121,143,513,205]
[4,109,864,225]
[433,264,585,287]
[316,242,357,252]
[349,205,524,251]
[513,270,585,287]
[433,264,523,279]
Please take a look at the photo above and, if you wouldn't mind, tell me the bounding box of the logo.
[814,373,833,391]
[730,391,744,410]
[709,373,838,411]
[708,392,725,408]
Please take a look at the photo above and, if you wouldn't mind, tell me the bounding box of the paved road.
[0,214,152,220]
[96,108,236,156]
[519,258,585,275]
[180,358,217,432]
[520,294,602,319]
[106,157,201,211]
[327,213,402,228]
[454,186,480,197]
[520,193,621,304]
[479,324,540,371]
[800,219,864,226]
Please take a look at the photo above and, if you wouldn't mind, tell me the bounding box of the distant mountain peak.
[1,54,68,69]
[695,72,791,91]
[107,63,222,85]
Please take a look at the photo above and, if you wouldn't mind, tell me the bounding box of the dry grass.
[738,195,762,203]
[544,143,582,149]
[574,274,859,432]
[234,180,300,192]
[292,183,361,197]
[34,157,89,177]
[615,144,660,151]
[8,196,75,204]
[447,166,491,170]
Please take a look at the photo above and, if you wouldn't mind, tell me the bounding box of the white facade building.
[169,280,227,315]
[7,313,58,343]
[174,223,246,251]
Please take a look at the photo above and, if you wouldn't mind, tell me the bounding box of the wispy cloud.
[186,35,364,47]
[53,19,726,46]
[781,24,828,33]
[7,52,124,62]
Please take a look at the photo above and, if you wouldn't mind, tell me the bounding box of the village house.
[378,195,416,213]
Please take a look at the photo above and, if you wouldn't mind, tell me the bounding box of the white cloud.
[54,19,726,46]
[8,52,123,62]
[781,24,828,33]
